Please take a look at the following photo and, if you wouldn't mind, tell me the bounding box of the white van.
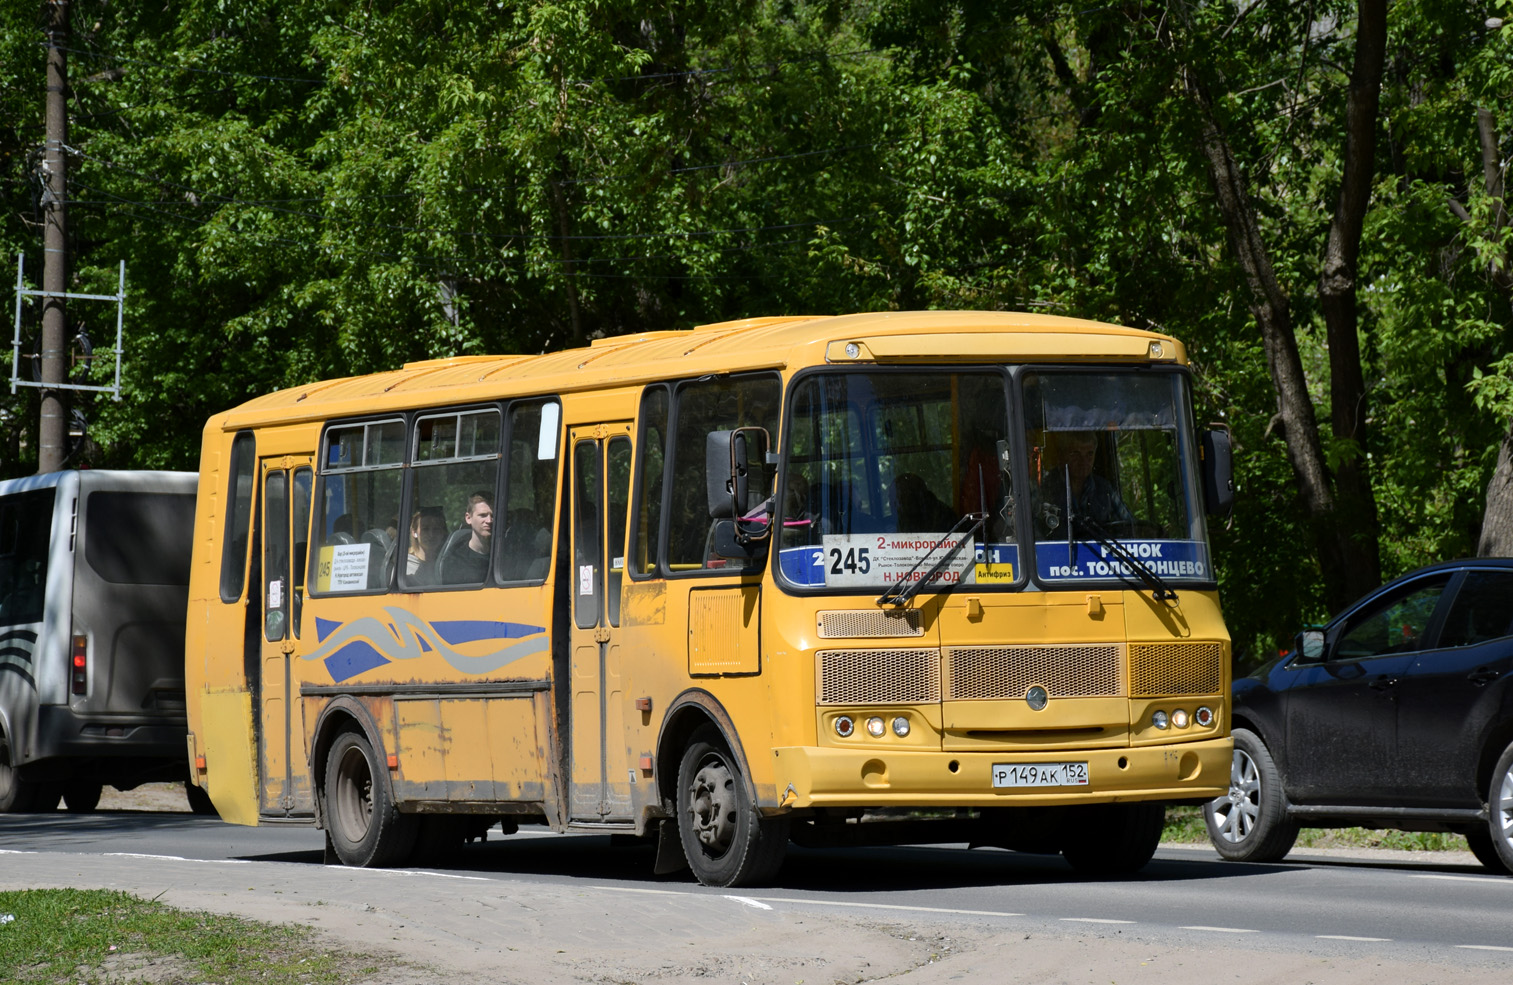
[0,470,200,813]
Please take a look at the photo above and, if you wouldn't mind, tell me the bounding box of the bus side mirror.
[1200,427,1234,516]
[706,427,771,521]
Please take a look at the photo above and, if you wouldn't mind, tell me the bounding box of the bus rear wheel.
[675,726,787,887]
[324,729,417,867]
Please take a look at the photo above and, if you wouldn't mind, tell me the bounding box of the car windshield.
[774,367,1213,592]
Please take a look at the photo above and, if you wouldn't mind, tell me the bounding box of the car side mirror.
[1295,629,1325,662]
[1201,427,1234,517]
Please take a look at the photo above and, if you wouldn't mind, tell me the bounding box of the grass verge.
[1162,804,1471,852]
[0,889,388,985]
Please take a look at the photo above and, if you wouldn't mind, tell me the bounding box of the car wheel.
[0,737,38,813]
[1205,727,1299,862]
[1483,740,1513,874]
[675,725,788,887]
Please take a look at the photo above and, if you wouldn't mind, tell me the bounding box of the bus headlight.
[891,716,910,738]
[1151,710,1169,730]
[1172,709,1190,729]
[866,716,886,738]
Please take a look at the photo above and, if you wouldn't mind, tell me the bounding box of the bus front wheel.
[1060,801,1165,875]
[324,729,417,867]
[675,726,788,888]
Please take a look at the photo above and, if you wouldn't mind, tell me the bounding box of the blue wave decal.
[301,606,549,683]
[433,620,546,646]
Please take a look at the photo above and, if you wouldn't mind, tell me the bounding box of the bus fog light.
[866,716,886,738]
[1151,710,1169,730]
[1172,709,1190,729]
[834,715,855,738]
[1195,706,1214,728]
[891,716,910,737]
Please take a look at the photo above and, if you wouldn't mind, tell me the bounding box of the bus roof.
[213,310,1183,430]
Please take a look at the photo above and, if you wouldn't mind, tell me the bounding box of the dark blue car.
[1205,559,1513,872]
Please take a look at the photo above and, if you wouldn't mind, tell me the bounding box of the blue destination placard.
[1035,539,1210,582]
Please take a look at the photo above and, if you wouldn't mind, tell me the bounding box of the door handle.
[1369,676,1398,691]
[1467,667,1500,686]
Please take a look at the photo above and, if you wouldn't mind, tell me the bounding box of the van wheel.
[63,781,102,813]
[1481,740,1513,874]
[1205,728,1298,862]
[1061,802,1165,874]
[324,729,417,867]
[675,726,788,887]
[0,739,38,813]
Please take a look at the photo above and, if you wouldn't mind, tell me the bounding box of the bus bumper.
[770,737,1232,809]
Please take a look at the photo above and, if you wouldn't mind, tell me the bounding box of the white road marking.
[1456,945,1513,952]
[724,896,773,910]
[750,898,1023,918]
[1180,925,1259,934]
[1413,874,1510,885]
[1061,918,1135,924]
[1317,935,1391,942]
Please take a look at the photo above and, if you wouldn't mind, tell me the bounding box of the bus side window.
[219,432,256,603]
[629,386,669,576]
[407,409,502,590]
[312,420,405,595]
[499,400,559,584]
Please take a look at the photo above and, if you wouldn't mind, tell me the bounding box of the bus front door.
[257,459,314,818]
[566,424,635,823]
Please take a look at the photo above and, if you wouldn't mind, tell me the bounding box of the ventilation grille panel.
[944,645,1123,700]
[816,648,940,705]
[817,609,924,639]
[1129,642,1224,697]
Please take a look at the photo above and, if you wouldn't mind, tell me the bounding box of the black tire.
[675,725,788,887]
[62,781,102,813]
[0,737,38,813]
[1464,828,1511,874]
[1060,802,1166,875]
[1205,727,1299,862]
[1482,740,1513,874]
[324,729,417,867]
[184,780,217,816]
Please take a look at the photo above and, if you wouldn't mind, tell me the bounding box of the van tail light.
[70,634,87,695]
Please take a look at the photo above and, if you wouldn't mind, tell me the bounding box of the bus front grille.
[943,645,1124,700]
[816,648,940,705]
[1128,642,1224,697]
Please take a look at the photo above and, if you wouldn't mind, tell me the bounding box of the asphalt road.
[3,808,1512,966]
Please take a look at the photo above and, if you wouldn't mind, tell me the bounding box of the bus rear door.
[567,423,635,823]
[257,458,314,818]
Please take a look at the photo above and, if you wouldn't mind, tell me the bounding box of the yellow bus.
[183,310,1235,886]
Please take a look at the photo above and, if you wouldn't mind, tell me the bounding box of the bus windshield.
[775,368,1212,592]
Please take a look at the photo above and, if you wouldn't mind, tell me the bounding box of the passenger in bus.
[439,492,493,584]
[405,507,448,585]
[1036,431,1132,535]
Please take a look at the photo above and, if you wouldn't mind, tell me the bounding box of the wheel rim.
[1210,746,1261,844]
[332,744,375,843]
[1496,761,1513,851]
[686,755,737,858]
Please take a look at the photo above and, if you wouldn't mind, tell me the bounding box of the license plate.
[991,762,1089,788]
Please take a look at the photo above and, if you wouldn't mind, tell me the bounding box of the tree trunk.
[1480,425,1513,556]
[1184,69,1360,611]
[1315,0,1386,602]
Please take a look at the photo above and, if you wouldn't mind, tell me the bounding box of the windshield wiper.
[876,511,986,609]
[1071,512,1179,603]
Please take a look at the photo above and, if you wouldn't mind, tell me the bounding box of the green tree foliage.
[1,0,1509,658]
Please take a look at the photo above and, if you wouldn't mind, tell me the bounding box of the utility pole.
[39,0,69,473]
